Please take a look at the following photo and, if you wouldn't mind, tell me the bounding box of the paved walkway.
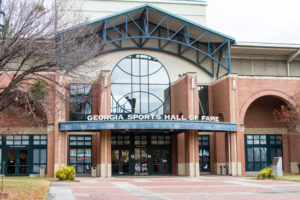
[48,176,300,200]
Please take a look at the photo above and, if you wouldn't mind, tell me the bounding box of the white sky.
[206,0,300,44]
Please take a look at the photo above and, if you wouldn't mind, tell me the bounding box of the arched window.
[111,54,171,116]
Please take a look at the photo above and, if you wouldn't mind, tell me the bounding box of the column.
[100,130,111,177]
[184,130,200,177]
[98,70,112,177]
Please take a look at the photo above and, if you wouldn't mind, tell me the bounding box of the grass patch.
[0,177,52,200]
[275,174,300,182]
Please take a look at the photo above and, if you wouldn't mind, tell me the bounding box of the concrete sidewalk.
[48,182,75,200]
[48,176,300,200]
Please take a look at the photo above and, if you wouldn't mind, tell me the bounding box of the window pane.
[33,149,40,163]
[77,149,85,163]
[85,136,92,140]
[22,140,29,145]
[247,135,253,144]
[70,136,76,140]
[6,140,13,145]
[34,135,40,140]
[34,140,40,145]
[247,147,253,162]
[254,135,260,144]
[41,136,47,140]
[70,149,76,163]
[260,147,267,161]
[14,140,21,145]
[22,135,29,140]
[85,149,91,163]
[41,149,47,163]
[33,165,40,173]
[77,165,84,173]
[254,147,260,161]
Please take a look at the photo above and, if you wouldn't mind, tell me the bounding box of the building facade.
[1,0,300,177]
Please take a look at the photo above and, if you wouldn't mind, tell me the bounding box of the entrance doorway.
[152,149,170,174]
[134,147,148,175]
[112,149,130,175]
[111,134,172,175]
[7,149,28,176]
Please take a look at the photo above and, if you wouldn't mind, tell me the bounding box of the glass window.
[111,54,170,116]
[199,135,210,172]
[69,84,92,121]
[33,135,47,145]
[151,135,171,145]
[198,85,209,117]
[6,135,30,146]
[112,135,131,145]
[69,135,92,174]
[32,148,47,174]
[245,134,282,172]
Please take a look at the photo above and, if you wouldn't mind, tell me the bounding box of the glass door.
[7,149,28,176]
[112,149,130,175]
[152,149,170,174]
[134,147,148,175]
[7,150,16,175]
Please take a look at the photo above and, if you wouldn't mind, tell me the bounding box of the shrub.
[257,167,275,179]
[55,166,76,181]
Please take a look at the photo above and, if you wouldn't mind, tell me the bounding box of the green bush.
[257,167,275,179]
[55,166,76,181]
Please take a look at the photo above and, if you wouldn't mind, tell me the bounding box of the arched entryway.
[243,95,289,172]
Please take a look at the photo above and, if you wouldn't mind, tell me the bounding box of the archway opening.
[244,95,287,172]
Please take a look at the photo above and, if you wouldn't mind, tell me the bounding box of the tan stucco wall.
[67,49,214,84]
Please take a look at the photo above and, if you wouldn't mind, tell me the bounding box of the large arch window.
[111,54,171,116]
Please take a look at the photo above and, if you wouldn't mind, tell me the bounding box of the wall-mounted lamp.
[191,76,195,89]
[104,75,108,88]
[240,124,245,132]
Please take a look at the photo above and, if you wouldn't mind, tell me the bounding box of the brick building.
[1,0,300,177]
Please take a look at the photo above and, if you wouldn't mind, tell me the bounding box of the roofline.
[59,4,235,42]
[112,0,207,5]
[234,41,300,49]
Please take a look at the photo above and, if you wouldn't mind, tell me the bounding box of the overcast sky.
[206,0,300,44]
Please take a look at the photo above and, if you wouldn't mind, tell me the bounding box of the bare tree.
[0,0,103,127]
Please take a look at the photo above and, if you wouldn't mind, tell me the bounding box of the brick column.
[286,130,300,173]
[52,74,68,175]
[100,130,111,177]
[184,130,199,177]
[98,70,112,177]
[213,132,227,175]
[47,124,55,177]
[172,73,199,176]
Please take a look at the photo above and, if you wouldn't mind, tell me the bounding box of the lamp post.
[0,0,5,32]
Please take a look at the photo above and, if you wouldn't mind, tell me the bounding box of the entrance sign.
[87,114,219,122]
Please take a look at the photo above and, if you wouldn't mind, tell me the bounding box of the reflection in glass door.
[112,149,130,175]
[152,149,170,174]
[7,149,28,176]
[135,148,148,175]
[7,150,16,175]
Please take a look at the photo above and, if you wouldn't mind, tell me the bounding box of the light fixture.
[104,75,108,88]
[191,76,195,89]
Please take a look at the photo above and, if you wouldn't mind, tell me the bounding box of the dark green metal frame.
[58,4,235,78]
[245,134,282,172]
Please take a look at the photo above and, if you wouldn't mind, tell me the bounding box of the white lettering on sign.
[87,115,220,122]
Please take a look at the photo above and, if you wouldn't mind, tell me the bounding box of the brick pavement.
[49,176,300,200]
